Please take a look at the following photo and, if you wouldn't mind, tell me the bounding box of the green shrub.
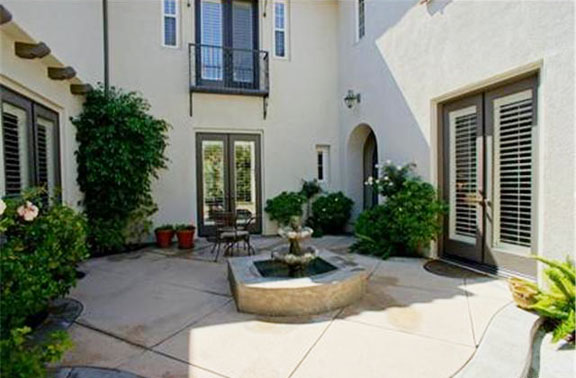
[529,256,575,343]
[0,327,72,378]
[0,193,88,336]
[299,179,322,200]
[264,192,305,226]
[368,162,416,198]
[352,179,447,258]
[310,192,354,235]
[72,85,169,255]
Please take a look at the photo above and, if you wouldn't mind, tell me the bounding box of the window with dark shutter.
[1,87,60,199]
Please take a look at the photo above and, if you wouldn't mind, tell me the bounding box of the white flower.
[17,201,39,222]
[0,199,6,216]
[374,163,381,169]
[385,160,392,165]
[383,175,389,181]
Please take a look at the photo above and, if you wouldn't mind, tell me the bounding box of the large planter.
[176,227,196,249]
[155,229,174,248]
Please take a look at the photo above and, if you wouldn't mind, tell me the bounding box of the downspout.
[103,0,110,94]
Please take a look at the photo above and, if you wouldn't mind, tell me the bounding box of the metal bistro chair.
[211,211,256,262]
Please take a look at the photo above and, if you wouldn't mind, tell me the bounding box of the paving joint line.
[286,308,344,378]
[149,298,233,348]
[71,321,230,378]
[338,317,476,348]
[463,277,479,347]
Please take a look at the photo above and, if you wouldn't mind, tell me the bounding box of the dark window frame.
[194,0,260,89]
[1,86,61,199]
[358,0,365,40]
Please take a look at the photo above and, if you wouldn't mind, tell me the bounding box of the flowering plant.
[364,161,416,198]
[1,190,88,335]
[353,161,447,258]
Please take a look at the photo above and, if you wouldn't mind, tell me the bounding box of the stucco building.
[1,0,574,280]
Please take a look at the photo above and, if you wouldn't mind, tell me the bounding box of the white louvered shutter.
[493,90,534,251]
[36,116,57,200]
[448,106,479,244]
[1,102,30,197]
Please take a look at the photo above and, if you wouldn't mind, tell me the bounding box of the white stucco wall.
[3,0,104,85]
[106,0,341,234]
[337,0,575,262]
[1,24,85,208]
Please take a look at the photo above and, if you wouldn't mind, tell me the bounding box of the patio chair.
[211,211,256,262]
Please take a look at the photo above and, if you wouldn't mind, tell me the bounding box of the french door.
[442,76,538,278]
[196,0,259,89]
[196,133,261,236]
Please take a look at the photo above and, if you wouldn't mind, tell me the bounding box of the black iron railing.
[189,43,269,96]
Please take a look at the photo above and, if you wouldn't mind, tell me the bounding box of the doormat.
[424,260,484,279]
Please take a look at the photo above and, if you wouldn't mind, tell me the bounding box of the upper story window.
[273,0,288,58]
[162,0,179,47]
[192,0,265,92]
[1,86,60,201]
[357,0,365,40]
[316,145,330,183]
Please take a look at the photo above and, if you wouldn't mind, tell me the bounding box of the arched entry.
[363,131,378,209]
[346,124,379,219]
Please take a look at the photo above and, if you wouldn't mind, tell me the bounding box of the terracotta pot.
[177,228,196,249]
[155,229,174,248]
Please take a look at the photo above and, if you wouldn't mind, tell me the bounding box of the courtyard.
[59,236,514,378]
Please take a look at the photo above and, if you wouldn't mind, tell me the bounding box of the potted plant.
[175,224,196,249]
[154,224,174,248]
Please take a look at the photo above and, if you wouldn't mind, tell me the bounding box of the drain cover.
[424,260,484,279]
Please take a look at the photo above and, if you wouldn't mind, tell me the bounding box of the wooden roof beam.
[48,66,76,81]
[15,41,51,59]
[70,84,92,95]
[0,5,12,25]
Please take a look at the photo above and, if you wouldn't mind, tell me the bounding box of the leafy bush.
[0,193,88,336]
[72,85,169,255]
[310,192,354,235]
[264,192,305,226]
[299,179,322,200]
[524,256,575,343]
[352,179,447,258]
[0,327,72,378]
[368,161,416,198]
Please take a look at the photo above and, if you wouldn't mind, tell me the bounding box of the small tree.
[72,85,169,255]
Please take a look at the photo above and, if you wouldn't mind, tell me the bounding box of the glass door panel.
[232,139,256,225]
[442,95,484,264]
[200,0,224,81]
[201,138,227,227]
[231,0,255,86]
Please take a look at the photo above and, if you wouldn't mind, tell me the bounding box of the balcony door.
[441,76,538,278]
[196,133,262,236]
[196,0,259,89]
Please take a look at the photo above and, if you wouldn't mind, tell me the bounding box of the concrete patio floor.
[61,236,513,378]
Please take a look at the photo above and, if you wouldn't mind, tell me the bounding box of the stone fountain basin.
[228,250,368,316]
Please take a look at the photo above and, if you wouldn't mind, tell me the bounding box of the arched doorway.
[363,131,378,209]
[346,124,379,219]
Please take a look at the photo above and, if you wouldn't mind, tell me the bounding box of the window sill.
[190,85,269,97]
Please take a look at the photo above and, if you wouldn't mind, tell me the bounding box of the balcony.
[189,43,269,97]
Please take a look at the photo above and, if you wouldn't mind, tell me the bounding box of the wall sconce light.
[344,90,361,109]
